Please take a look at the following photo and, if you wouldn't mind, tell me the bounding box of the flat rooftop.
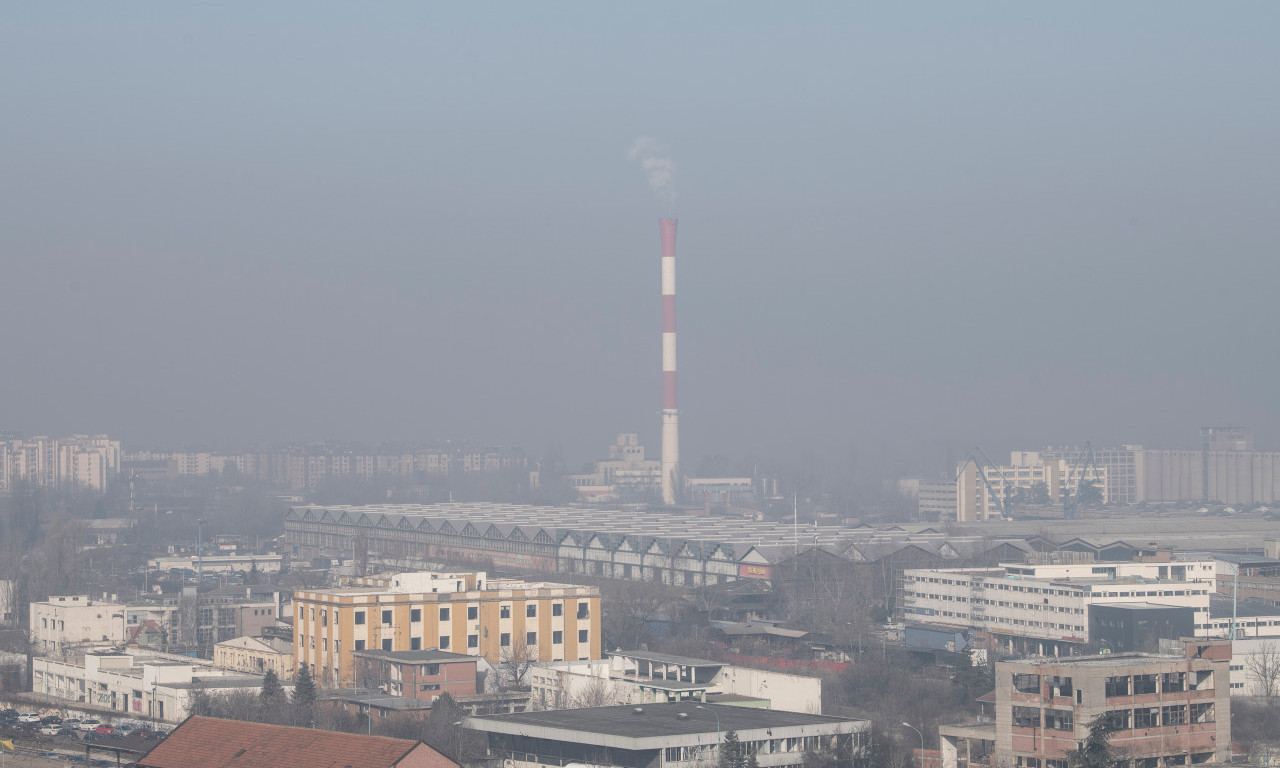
[465,702,863,743]
[613,649,724,667]
[1012,652,1190,668]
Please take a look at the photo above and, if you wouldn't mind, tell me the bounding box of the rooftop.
[611,649,724,667]
[1011,652,1191,668]
[349,648,477,664]
[464,702,864,745]
[135,716,453,768]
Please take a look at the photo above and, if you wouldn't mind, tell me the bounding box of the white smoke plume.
[627,136,676,205]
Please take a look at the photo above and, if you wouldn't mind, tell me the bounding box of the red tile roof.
[135,716,453,768]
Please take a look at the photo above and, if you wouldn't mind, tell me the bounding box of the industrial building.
[463,701,868,768]
[292,570,601,688]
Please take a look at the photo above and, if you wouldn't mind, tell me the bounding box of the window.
[467,634,478,648]
[1191,703,1214,723]
[578,629,588,643]
[468,606,478,620]
[500,633,511,647]
[1012,707,1040,728]
[439,636,450,649]
[526,631,537,646]
[1044,710,1073,731]
[439,607,450,621]
[500,605,511,619]
[382,639,392,651]
[1133,708,1159,729]
[1162,705,1187,726]
[355,640,366,650]
[552,603,563,617]
[410,637,422,650]
[1013,674,1041,694]
[381,610,393,625]
[411,609,422,623]
[553,631,563,644]
[577,602,590,619]
[322,638,328,650]
[526,604,537,618]
[1104,710,1131,730]
[419,683,441,691]
[1105,676,1130,698]
[355,611,366,625]
[1133,675,1157,695]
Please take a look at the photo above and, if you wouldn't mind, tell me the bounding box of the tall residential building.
[0,434,120,494]
[957,453,1110,521]
[292,571,602,688]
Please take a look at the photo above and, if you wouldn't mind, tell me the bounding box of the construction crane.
[958,447,1010,520]
[1063,442,1102,519]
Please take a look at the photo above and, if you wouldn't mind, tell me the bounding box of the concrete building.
[213,635,295,679]
[957,453,1110,522]
[292,571,601,688]
[148,554,284,574]
[918,479,958,521]
[991,639,1231,768]
[528,649,823,714]
[464,702,869,768]
[903,556,1218,655]
[134,716,456,768]
[0,434,120,494]
[349,648,478,702]
[33,651,274,722]
[568,433,663,503]
[30,595,129,655]
[0,580,14,626]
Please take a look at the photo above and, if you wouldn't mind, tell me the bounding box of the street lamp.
[902,722,924,768]
[696,705,721,763]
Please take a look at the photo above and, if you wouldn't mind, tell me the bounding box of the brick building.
[350,649,478,702]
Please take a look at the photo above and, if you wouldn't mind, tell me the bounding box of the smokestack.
[660,218,679,506]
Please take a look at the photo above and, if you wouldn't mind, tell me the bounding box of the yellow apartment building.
[292,571,602,687]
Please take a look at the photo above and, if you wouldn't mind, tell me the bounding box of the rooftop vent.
[633,707,644,715]
[677,712,689,719]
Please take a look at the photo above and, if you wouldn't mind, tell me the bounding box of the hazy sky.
[3,3,1279,479]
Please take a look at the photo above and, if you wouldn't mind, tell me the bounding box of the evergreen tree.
[291,662,317,726]
[719,731,746,768]
[1066,716,1120,768]
[260,669,282,704]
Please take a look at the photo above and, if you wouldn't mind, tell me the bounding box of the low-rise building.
[990,639,1231,768]
[528,649,823,714]
[30,595,129,655]
[464,702,868,768]
[134,716,456,768]
[350,649,478,702]
[33,651,275,722]
[293,571,601,688]
[213,635,295,679]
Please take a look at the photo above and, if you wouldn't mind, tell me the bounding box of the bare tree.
[498,635,536,689]
[1245,641,1280,705]
[571,675,615,708]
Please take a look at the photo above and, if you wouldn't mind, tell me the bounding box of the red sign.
[738,564,771,579]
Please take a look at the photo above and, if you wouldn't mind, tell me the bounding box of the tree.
[1028,482,1051,506]
[719,731,746,768]
[292,662,316,726]
[497,635,536,690]
[260,669,283,705]
[1077,481,1103,508]
[1246,641,1280,705]
[1065,716,1119,768]
[571,675,615,708]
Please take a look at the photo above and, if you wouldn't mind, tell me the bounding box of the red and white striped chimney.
[660,218,679,506]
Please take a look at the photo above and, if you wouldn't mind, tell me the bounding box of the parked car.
[94,724,115,736]
[0,709,17,719]
[41,715,63,726]
[77,719,100,732]
[19,713,42,724]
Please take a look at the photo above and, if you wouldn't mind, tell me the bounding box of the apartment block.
[993,639,1231,767]
[293,571,601,688]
